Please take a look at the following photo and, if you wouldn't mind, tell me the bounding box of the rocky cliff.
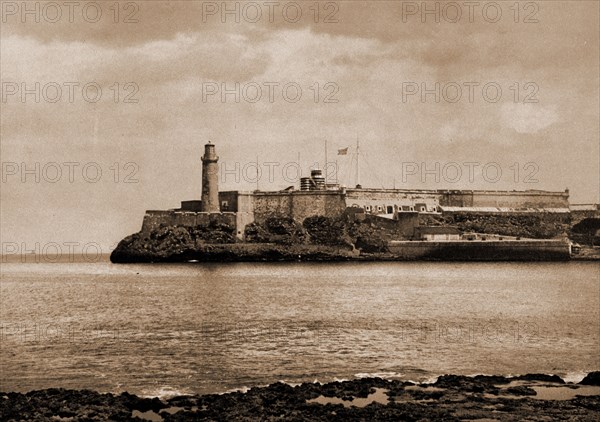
[110,213,591,263]
[110,215,401,263]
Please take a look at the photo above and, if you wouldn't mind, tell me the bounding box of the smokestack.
[201,142,219,212]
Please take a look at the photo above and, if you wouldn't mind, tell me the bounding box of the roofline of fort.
[218,188,570,196]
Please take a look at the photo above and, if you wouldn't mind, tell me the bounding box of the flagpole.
[355,136,360,187]
[324,139,328,183]
[335,146,350,186]
[256,154,259,191]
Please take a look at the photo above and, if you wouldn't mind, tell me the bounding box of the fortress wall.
[218,192,256,238]
[365,213,419,239]
[441,191,474,207]
[253,193,292,222]
[218,191,239,212]
[180,200,203,212]
[345,190,439,212]
[141,211,174,233]
[236,193,256,213]
[236,212,255,239]
[234,193,256,239]
[440,190,569,208]
[472,191,569,208]
[141,210,237,234]
[253,192,346,223]
[290,192,346,221]
[208,212,237,227]
[172,212,199,227]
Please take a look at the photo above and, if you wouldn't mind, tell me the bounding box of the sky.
[1,0,599,254]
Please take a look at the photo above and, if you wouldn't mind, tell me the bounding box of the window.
[366,205,372,212]
[377,205,383,212]
[387,206,394,214]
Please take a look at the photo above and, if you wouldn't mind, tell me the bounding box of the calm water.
[1,261,598,397]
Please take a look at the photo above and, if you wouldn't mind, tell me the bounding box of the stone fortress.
[140,143,574,240]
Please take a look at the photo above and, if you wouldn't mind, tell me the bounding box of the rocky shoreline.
[2,372,599,421]
[110,241,593,264]
[110,242,361,263]
[110,215,600,263]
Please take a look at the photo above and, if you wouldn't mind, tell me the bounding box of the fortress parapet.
[438,189,569,209]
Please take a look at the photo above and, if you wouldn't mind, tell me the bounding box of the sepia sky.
[1,0,599,251]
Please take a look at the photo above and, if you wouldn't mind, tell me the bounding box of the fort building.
[141,143,571,239]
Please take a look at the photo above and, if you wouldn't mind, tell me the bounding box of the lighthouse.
[201,142,220,212]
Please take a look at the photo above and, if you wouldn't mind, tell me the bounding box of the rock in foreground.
[580,371,600,386]
[2,373,600,421]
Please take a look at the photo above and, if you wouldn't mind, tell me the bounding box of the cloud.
[501,103,559,134]
[1,1,598,248]
[1,31,270,83]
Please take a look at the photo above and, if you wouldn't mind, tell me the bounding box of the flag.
[338,147,348,155]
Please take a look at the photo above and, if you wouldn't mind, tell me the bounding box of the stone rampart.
[253,191,346,223]
[141,210,237,234]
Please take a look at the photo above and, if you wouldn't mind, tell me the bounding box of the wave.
[140,386,194,399]
[561,371,590,384]
[136,370,595,399]
[354,372,404,379]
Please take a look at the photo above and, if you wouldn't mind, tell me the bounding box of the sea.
[1,260,598,398]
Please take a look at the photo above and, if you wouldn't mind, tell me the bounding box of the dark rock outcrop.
[433,374,499,394]
[506,386,537,396]
[3,373,598,421]
[512,373,565,384]
[580,371,600,386]
[111,241,359,264]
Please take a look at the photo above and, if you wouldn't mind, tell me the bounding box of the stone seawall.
[388,239,571,261]
[141,211,237,234]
